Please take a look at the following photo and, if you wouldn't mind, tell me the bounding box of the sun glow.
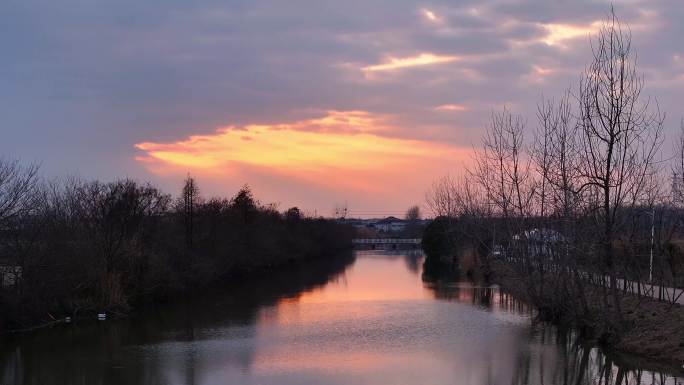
[533,65,552,76]
[542,22,600,46]
[362,53,459,73]
[134,110,476,212]
[422,8,438,22]
[134,111,461,192]
[435,104,467,112]
[138,125,437,171]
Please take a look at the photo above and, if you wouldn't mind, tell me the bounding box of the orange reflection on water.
[248,252,531,383]
[258,254,431,327]
[294,254,431,303]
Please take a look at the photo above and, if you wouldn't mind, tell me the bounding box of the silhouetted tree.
[180,175,199,248]
[577,9,664,321]
[0,168,352,330]
[0,158,40,232]
[333,202,349,219]
[231,185,257,223]
[405,205,421,221]
[285,207,302,222]
[404,205,423,237]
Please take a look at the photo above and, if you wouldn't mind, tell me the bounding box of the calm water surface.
[1,250,682,385]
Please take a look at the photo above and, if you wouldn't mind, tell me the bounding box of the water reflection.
[0,250,681,385]
[0,252,356,385]
[421,257,684,385]
[505,327,684,385]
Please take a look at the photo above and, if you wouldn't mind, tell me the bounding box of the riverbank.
[1,248,355,334]
[490,260,684,370]
[0,182,354,333]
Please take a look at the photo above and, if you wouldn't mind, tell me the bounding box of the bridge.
[352,238,422,248]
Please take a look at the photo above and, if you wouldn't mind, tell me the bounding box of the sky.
[1,0,683,218]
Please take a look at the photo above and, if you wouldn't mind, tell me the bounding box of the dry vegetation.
[0,171,353,331]
[425,9,684,362]
[491,260,684,366]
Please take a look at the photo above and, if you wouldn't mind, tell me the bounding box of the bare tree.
[333,202,349,220]
[0,159,40,288]
[426,174,489,219]
[532,91,580,219]
[577,9,664,321]
[405,205,421,221]
[472,108,534,220]
[532,98,554,218]
[426,175,459,218]
[0,158,40,232]
[181,175,199,248]
[403,205,422,237]
[548,92,581,220]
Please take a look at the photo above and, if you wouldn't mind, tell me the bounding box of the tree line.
[0,167,352,330]
[426,10,684,338]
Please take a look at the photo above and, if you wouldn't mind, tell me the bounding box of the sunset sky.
[2,0,683,217]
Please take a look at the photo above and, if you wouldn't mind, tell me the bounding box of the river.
[0,250,681,385]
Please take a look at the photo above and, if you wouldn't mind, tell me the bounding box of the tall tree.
[577,9,664,321]
[0,158,40,232]
[181,175,199,248]
[471,107,534,244]
[404,205,423,238]
[405,205,421,222]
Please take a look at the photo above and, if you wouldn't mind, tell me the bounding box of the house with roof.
[372,217,406,233]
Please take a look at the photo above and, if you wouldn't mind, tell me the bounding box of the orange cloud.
[252,110,391,134]
[137,112,446,172]
[135,111,470,206]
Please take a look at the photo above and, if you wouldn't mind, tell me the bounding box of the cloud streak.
[361,53,460,73]
[435,104,468,112]
[541,22,601,46]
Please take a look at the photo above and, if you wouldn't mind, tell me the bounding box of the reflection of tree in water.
[402,250,424,274]
[421,259,683,385]
[2,252,682,385]
[510,327,684,385]
[0,252,356,385]
[422,259,525,312]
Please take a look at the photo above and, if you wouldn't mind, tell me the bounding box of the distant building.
[372,217,406,233]
[336,218,377,230]
[511,228,567,259]
[512,228,566,243]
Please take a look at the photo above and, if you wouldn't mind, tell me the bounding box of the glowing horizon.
[135,111,452,172]
[135,110,471,212]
